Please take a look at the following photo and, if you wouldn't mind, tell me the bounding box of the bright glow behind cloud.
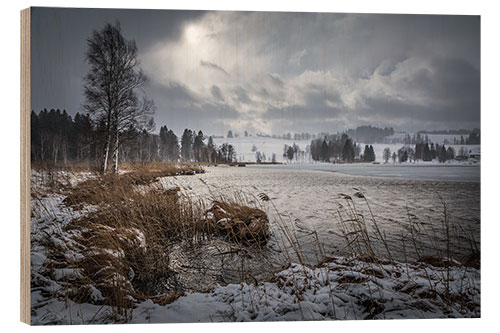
[141,11,479,135]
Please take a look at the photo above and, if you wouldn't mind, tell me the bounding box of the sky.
[31,7,480,136]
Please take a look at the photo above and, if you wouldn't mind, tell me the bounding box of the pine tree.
[180,129,193,161]
[73,112,92,161]
[286,145,295,161]
[369,145,375,162]
[430,143,437,160]
[363,145,375,162]
[193,130,205,162]
[422,143,432,161]
[446,147,455,160]
[363,145,370,162]
[166,129,179,161]
[437,145,447,163]
[342,138,354,162]
[321,140,329,162]
[159,125,169,160]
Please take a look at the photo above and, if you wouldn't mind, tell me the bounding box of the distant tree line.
[309,134,360,163]
[382,130,480,146]
[181,129,236,163]
[417,128,480,135]
[390,142,456,164]
[223,126,479,147]
[253,132,317,141]
[453,133,480,145]
[31,109,237,165]
[31,109,93,164]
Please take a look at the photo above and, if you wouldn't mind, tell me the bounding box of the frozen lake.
[253,163,480,182]
[159,164,480,267]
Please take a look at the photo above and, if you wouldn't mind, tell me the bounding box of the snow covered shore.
[32,255,480,324]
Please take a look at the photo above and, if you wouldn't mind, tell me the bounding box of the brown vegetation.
[204,201,270,245]
[34,162,271,314]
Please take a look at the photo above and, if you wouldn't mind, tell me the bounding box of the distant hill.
[344,126,394,143]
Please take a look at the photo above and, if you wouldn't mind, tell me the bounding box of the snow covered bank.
[133,258,479,322]
[32,256,480,324]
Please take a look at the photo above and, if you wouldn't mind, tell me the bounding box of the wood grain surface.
[20,7,30,325]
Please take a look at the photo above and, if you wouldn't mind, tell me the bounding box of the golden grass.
[205,201,269,245]
[34,162,271,313]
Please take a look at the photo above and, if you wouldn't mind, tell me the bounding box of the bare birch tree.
[83,22,154,173]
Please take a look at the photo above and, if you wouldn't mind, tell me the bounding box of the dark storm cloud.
[200,103,241,120]
[265,100,342,121]
[200,60,230,77]
[211,85,224,101]
[234,86,252,105]
[354,56,479,129]
[376,55,409,77]
[31,8,480,135]
[427,57,480,106]
[150,88,240,135]
[267,73,284,87]
[259,88,270,97]
[365,56,480,128]
[359,97,479,131]
[149,80,200,107]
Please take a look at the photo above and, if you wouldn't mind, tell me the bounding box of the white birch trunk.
[102,134,111,174]
[112,130,119,173]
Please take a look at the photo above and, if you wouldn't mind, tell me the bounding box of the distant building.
[468,148,480,160]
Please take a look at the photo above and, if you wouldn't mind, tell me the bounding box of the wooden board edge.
[20,7,31,326]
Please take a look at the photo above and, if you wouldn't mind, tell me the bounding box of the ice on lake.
[159,164,480,264]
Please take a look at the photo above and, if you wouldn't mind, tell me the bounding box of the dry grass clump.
[63,182,198,294]
[119,161,205,175]
[204,201,270,245]
[47,163,271,314]
[69,185,199,241]
[30,163,208,314]
[37,216,184,315]
[62,163,204,207]
[63,221,178,309]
